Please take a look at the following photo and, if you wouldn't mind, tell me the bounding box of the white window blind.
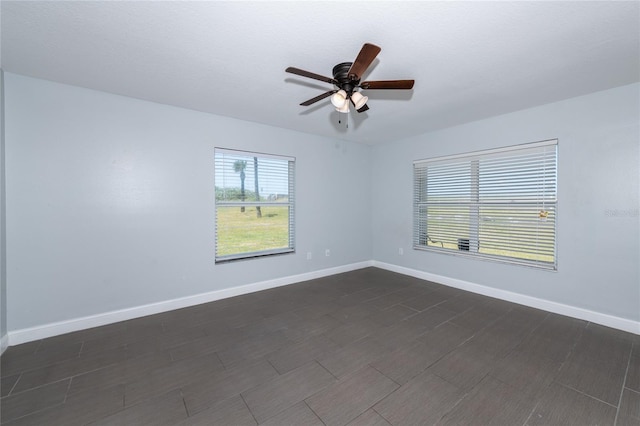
[215,148,295,262]
[413,140,557,270]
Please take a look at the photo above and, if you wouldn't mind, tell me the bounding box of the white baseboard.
[7,258,638,347]
[373,261,640,335]
[7,261,374,346]
[0,333,8,355]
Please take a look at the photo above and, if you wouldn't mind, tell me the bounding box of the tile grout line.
[303,400,327,426]
[179,388,190,418]
[613,344,633,426]
[7,372,22,397]
[522,396,544,425]
[557,382,619,408]
[239,391,261,425]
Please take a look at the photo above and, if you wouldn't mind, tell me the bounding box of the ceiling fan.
[286,43,414,114]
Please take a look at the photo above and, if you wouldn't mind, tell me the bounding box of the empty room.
[0,1,639,425]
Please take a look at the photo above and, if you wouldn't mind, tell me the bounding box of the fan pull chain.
[338,112,348,129]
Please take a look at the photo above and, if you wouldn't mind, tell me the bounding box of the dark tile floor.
[1,267,639,425]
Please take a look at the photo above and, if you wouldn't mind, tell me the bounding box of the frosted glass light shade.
[350,91,368,109]
[336,101,349,113]
[331,90,348,108]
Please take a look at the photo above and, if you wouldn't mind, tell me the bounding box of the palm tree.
[254,157,262,218]
[233,160,247,212]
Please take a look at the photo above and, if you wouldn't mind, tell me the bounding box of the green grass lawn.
[423,206,556,264]
[216,205,290,257]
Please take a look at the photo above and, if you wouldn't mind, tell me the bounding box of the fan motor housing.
[332,62,359,92]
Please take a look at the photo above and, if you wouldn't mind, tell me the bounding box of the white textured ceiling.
[2,1,639,145]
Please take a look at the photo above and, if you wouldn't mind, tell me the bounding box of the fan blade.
[356,104,369,113]
[347,43,381,81]
[360,80,415,90]
[300,90,336,106]
[286,67,337,85]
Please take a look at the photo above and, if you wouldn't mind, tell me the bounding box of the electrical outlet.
[325,249,330,257]
[399,247,404,255]
[307,252,312,260]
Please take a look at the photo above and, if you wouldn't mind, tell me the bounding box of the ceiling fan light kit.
[331,90,348,109]
[350,91,368,110]
[286,43,414,116]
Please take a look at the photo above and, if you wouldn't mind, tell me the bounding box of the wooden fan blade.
[300,90,336,106]
[356,104,369,113]
[347,43,381,81]
[360,80,415,90]
[286,67,337,85]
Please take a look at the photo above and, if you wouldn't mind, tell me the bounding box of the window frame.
[413,139,558,270]
[214,148,295,263]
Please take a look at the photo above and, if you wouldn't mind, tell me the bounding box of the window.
[215,148,295,262]
[413,140,557,270]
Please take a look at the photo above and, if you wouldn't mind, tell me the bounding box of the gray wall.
[5,73,372,332]
[372,83,640,323]
[4,72,639,338]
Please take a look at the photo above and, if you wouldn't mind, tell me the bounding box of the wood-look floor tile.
[627,354,640,393]
[556,351,626,405]
[323,318,379,347]
[294,302,341,321]
[373,372,464,426]
[1,373,20,397]
[11,345,130,394]
[318,336,391,378]
[182,359,278,416]
[514,332,575,363]
[573,326,632,366]
[462,325,525,358]
[89,388,187,426]
[3,384,124,426]
[168,331,241,362]
[449,306,503,332]
[3,268,638,426]
[436,292,487,314]
[267,335,340,374]
[68,351,172,395]
[176,395,257,426]
[371,339,450,386]
[0,341,41,368]
[371,321,430,352]
[1,343,82,377]
[259,401,323,426]
[400,291,449,312]
[306,366,398,426]
[617,413,640,426]
[419,321,475,353]
[428,344,496,390]
[241,361,335,423]
[346,409,392,426]
[500,305,548,331]
[216,330,293,367]
[403,305,460,335]
[365,291,413,310]
[619,388,640,423]
[529,313,587,343]
[369,304,418,328]
[334,290,380,308]
[330,305,375,326]
[289,314,342,339]
[437,376,537,425]
[525,382,616,426]
[0,379,70,423]
[488,349,562,396]
[124,353,223,406]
